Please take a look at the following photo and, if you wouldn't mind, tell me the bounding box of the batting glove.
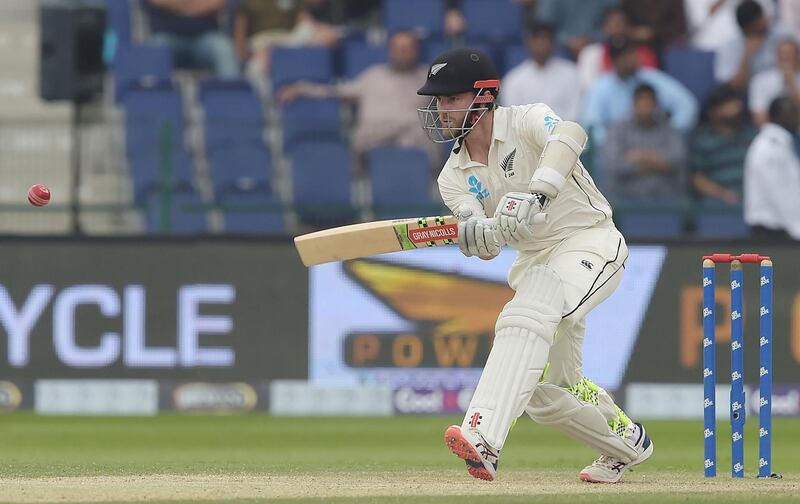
[458,217,504,258]
[493,191,548,244]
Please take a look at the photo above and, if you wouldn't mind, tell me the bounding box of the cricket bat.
[294,215,459,266]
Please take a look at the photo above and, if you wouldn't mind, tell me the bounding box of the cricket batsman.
[416,48,654,483]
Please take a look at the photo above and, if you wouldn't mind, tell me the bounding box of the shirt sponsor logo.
[468,176,490,201]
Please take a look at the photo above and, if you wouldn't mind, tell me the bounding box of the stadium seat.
[462,0,523,43]
[199,79,264,150]
[366,146,439,219]
[503,44,529,74]
[663,47,716,107]
[270,46,333,91]
[114,44,174,100]
[207,144,272,192]
[218,183,286,234]
[695,202,750,238]
[144,183,208,234]
[280,98,343,148]
[343,41,388,79]
[382,0,445,39]
[288,141,356,227]
[123,82,184,157]
[614,201,686,238]
[129,148,194,202]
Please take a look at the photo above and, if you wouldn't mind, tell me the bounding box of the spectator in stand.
[577,7,659,91]
[143,0,240,79]
[442,0,538,39]
[536,0,619,59]
[582,37,698,144]
[715,0,789,91]
[234,0,339,80]
[621,0,687,53]
[684,0,774,52]
[602,84,688,202]
[744,96,800,239]
[749,38,800,125]
[277,32,435,164]
[779,0,800,41]
[500,22,581,119]
[690,85,757,205]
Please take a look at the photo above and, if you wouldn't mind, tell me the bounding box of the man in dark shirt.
[690,85,757,205]
[144,0,240,79]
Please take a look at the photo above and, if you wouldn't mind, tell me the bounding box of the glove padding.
[493,191,548,244]
[458,217,504,258]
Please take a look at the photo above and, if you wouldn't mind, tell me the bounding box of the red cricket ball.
[28,184,51,207]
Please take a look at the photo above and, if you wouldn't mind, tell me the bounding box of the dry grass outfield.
[1,470,798,503]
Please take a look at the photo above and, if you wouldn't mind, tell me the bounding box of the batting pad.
[462,265,563,450]
[526,383,638,462]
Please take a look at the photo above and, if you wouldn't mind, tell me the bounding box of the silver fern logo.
[500,148,516,178]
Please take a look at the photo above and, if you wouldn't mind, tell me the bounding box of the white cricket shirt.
[744,122,800,238]
[437,104,614,253]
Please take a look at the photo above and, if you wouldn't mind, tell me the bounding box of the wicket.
[702,253,779,478]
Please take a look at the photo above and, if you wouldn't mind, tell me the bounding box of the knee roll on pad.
[496,265,564,335]
[526,382,638,462]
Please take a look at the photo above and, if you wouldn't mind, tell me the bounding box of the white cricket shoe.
[444,425,499,481]
[579,422,654,483]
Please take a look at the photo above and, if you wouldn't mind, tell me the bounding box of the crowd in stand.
[131,0,800,239]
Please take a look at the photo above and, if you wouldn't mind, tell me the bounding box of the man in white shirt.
[500,22,581,120]
[744,96,800,239]
[749,38,800,125]
[416,48,654,484]
[715,0,789,90]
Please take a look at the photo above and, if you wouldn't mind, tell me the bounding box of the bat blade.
[294,215,459,266]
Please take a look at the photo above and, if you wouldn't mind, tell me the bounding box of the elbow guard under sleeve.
[528,121,588,199]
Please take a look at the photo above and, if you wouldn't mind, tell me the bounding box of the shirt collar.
[452,107,507,169]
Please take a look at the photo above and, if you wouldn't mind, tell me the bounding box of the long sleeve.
[645,70,699,133]
[581,80,608,144]
[757,146,800,238]
[438,168,487,220]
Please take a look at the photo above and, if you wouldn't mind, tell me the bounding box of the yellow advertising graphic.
[342,259,514,368]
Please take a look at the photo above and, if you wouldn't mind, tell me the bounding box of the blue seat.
[366,147,439,218]
[343,41,387,79]
[695,202,750,238]
[663,47,716,107]
[503,44,528,74]
[462,0,523,43]
[280,98,342,148]
[114,44,173,100]
[289,141,356,226]
[615,201,686,238]
[270,46,333,90]
[129,148,194,201]
[383,0,445,38]
[144,183,208,234]
[208,144,272,191]
[124,83,184,157]
[199,79,264,150]
[218,184,286,234]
